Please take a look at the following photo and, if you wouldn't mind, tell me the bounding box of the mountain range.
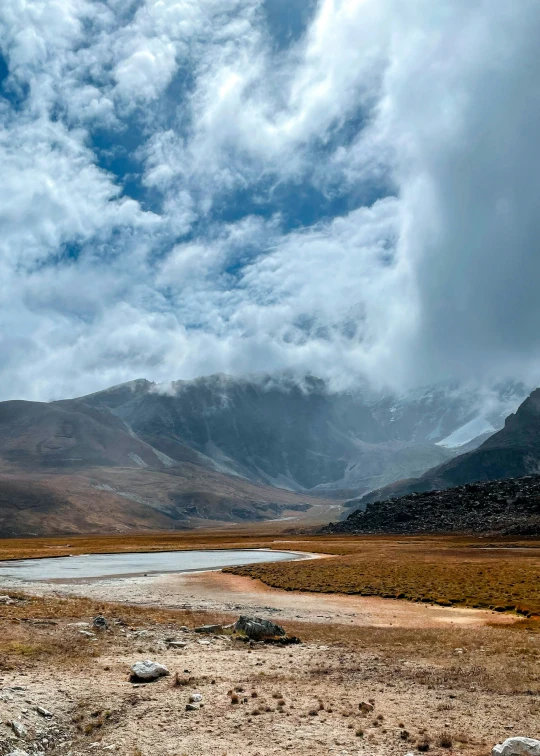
[355,387,540,506]
[0,373,528,536]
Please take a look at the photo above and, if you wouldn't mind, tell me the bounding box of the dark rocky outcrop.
[323,475,540,535]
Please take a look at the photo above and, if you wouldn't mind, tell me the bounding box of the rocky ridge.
[323,475,540,535]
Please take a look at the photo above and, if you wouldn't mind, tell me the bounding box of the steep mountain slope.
[61,374,526,498]
[356,387,540,505]
[0,399,170,470]
[64,374,384,491]
[0,374,528,535]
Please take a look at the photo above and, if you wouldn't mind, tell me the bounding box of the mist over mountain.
[61,373,527,494]
[355,387,540,507]
[0,371,527,536]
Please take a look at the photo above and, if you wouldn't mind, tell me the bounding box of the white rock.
[130,660,170,680]
[11,721,27,739]
[79,630,95,637]
[189,693,203,703]
[36,706,53,718]
[492,738,540,756]
[6,750,30,756]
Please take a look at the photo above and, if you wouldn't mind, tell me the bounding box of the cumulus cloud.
[0,0,539,400]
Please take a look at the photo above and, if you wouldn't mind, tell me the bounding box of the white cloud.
[1,0,540,400]
[114,37,178,103]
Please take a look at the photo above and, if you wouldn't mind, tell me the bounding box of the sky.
[1,0,540,401]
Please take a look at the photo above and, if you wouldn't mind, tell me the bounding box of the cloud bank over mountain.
[1,0,540,400]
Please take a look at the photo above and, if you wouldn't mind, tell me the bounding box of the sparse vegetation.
[226,535,540,617]
[4,532,540,617]
[2,532,540,755]
[438,731,453,749]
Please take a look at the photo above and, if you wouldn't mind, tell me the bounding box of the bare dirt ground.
[1,567,538,756]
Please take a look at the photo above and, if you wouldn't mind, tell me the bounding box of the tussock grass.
[226,536,540,617]
[0,591,233,671]
[3,532,540,616]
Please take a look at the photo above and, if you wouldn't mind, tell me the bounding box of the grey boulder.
[234,616,286,640]
[130,660,170,681]
[493,738,540,756]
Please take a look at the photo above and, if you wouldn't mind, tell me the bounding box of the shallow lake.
[0,548,302,582]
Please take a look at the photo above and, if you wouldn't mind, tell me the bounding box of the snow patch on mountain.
[437,416,496,448]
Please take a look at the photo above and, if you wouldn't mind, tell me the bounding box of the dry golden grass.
[280,618,540,696]
[0,590,234,671]
[3,532,540,616]
[2,590,539,698]
[228,536,540,617]
[0,589,234,626]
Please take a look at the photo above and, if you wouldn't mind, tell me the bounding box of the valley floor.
[0,587,538,756]
[1,534,540,755]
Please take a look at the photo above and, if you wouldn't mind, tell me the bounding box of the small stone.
[130,660,170,681]
[93,615,108,631]
[79,630,95,637]
[197,640,211,646]
[194,624,223,634]
[189,693,203,703]
[6,750,30,756]
[359,702,374,713]
[167,641,188,648]
[185,703,200,711]
[11,721,27,739]
[36,706,53,718]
